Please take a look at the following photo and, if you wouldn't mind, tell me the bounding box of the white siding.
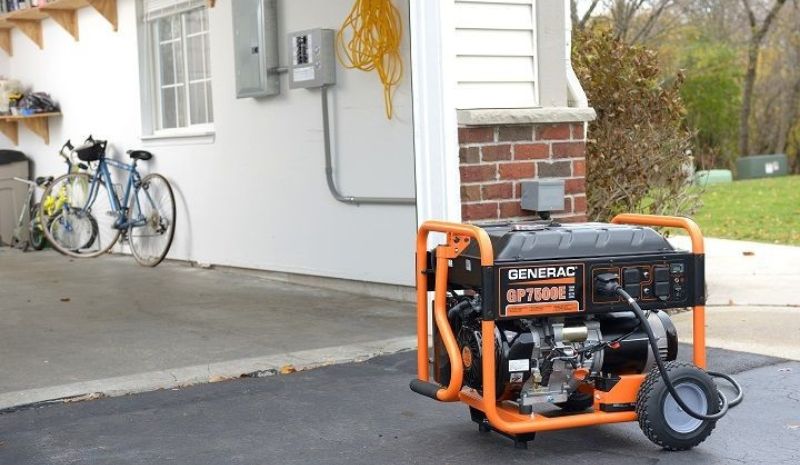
[454,0,539,109]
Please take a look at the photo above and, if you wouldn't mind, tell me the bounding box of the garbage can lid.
[0,150,27,165]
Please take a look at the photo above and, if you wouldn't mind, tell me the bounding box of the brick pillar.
[458,122,587,223]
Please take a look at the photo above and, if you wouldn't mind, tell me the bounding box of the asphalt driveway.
[0,345,797,465]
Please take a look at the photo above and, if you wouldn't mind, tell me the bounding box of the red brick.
[499,201,524,219]
[498,125,534,141]
[552,142,586,159]
[514,143,549,160]
[459,146,480,164]
[481,144,512,162]
[499,162,536,180]
[571,123,585,140]
[458,127,494,143]
[535,123,571,141]
[463,202,497,221]
[481,182,513,200]
[572,159,586,177]
[565,178,586,195]
[460,164,496,183]
[461,185,481,202]
[537,161,571,178]
[514,182,522,198]
[574,194,587,214]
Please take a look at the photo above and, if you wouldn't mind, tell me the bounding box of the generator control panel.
[288,28,336,89]
[434,222,705,320]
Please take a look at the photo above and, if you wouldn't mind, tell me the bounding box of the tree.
[739,0,788,156]
[679,39,743,169]
[571,0,677,43]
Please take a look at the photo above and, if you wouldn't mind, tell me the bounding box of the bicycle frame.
[78,157,154,231]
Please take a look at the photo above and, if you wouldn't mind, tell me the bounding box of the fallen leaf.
[742,251,755,256]
[279,364,297,374]
[60,298,70,302]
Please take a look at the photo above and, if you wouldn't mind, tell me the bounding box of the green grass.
[692,176,800,245]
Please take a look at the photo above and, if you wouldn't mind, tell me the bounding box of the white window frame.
[138,0,215,140]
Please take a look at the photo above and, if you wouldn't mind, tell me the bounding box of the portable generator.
[411,214,742,450]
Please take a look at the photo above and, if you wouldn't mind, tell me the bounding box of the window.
[142,0,213,134]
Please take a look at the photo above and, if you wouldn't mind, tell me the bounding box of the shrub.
[572,27,700,221]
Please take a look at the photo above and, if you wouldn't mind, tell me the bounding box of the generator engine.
[435,295,677,411]
[430,221,698,413]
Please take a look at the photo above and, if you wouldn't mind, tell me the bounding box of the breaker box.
[288,29,337,89]
[233,0,280,98]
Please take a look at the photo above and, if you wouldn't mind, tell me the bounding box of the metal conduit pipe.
[321,86,416,206]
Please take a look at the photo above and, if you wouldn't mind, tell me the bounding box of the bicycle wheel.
[41,172,121,258]
[29,203,47,250]
[128,173,176,267]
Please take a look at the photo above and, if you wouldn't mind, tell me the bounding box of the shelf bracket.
[21,117,51,145]
[41,7,79,41]
[0,120,19,145]
[87,0,118,32]
[0,28,11,56]
[6,18,42,49]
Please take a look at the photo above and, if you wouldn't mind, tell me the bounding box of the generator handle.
[611,213,706,369]
[414,221,494,401]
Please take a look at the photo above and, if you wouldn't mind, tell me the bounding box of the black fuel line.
[595,273,743,421]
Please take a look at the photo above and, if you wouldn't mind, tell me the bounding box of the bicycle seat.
[127,150,153,161]
[35,176,53,186]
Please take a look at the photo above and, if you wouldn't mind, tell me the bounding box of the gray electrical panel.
[288,29,337,89]
[233,0,279,98]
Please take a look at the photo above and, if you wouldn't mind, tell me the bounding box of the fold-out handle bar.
[413,221,494,401]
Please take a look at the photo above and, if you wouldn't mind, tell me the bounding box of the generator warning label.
[498,263,585,318]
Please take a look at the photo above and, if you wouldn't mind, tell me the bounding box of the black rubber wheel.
[29,203,47,251]
[555,391,594,412]
[636,360,720,450]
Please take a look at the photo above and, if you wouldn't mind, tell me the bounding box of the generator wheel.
[555,391,594,412]
[636,361,720,451]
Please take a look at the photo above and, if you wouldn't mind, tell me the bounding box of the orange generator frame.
[412,214,707,439]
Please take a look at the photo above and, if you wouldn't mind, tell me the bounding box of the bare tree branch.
[739,0,789,156]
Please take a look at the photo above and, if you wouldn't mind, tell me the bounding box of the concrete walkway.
[0,248,414,410]
[669,236,800,360]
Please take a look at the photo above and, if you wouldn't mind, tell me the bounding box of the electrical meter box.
[288,29,336,89]
[233,0,279,98]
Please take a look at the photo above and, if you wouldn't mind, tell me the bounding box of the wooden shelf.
[0,112,61,145]
[0,0,118,50]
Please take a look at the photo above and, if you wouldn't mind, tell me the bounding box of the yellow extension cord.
[336,0,403,119]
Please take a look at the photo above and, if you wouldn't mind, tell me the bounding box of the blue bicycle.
[41,136,176,267]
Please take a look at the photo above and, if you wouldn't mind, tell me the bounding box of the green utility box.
[736,154,788,180]
[694,169,733,187]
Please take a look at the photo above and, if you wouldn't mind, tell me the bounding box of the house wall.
[0,0,417,285]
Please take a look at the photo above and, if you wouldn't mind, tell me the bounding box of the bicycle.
[10,176,53,251]
[41,136,176,267]
[8,140,86,251]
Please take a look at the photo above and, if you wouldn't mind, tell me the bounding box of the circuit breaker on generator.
[288,29,336,89]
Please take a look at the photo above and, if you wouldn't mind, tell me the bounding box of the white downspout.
[564,0,588,108]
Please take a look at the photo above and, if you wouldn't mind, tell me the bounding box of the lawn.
[692,175,800,245]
